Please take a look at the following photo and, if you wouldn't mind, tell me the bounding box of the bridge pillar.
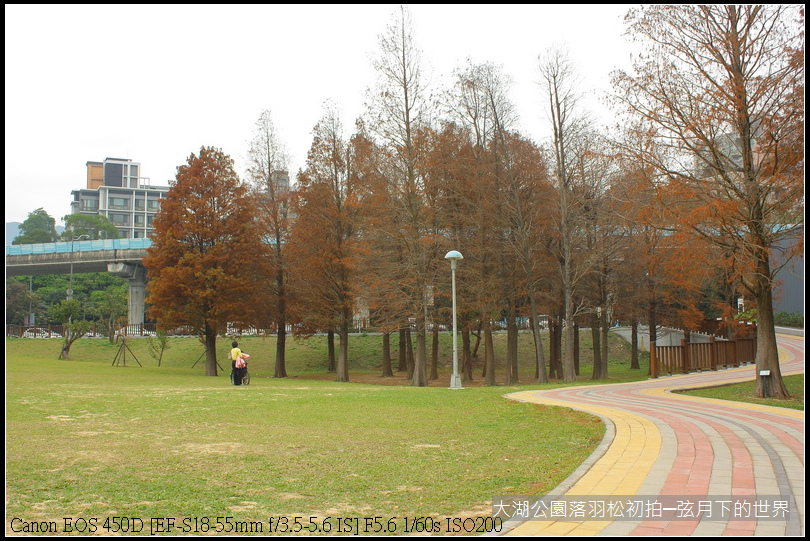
[108,262,147,325]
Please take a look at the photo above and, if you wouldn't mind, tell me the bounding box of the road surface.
[501,333,804,536]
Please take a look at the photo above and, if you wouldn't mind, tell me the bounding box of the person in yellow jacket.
[230,341,246,385]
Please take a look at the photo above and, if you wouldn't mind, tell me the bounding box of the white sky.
[5,3,637,226]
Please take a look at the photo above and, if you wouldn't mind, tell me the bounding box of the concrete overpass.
[6,238,151,324]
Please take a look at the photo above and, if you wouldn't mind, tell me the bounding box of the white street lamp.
[444,250,464,389]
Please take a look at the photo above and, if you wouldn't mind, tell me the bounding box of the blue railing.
[6,237,152,256]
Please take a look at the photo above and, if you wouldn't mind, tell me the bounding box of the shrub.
[773,311,804,329]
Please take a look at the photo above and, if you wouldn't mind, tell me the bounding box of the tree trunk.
[471,322,482,358]
[563,299,576,382]
[60,334,71,360]
[462,326,473,381]
[274,267,288,378]
[398,328,407,372]
[274,323,287,377]
[412,315,428,386]
[327,330,336,372]
[600,309,609,379]
[532,315,548,383]
[506,318,518,384]
[591,313,602,379]
[381,331,394,377]
[405,328,415,380]
[754,276,789,398]
[336,315,350,382]
[630,320,640,370]
[549,315,563,379]
[573,322,580,376]
[648,299,657,377]
[484,322,496,386]
[204,324,218,376]
[429,326,439,380]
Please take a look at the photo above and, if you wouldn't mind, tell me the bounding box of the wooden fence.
[652,335,757,377]
[698,318,757,339]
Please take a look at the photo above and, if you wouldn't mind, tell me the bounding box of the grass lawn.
[5,331,799,535]
[8,329,650,384]
[678,374,804,411]
[6,333,614,536]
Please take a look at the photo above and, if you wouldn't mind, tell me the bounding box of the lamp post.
[444,250,464,389]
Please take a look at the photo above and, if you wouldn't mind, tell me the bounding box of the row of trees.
[6,272,127,331]
[612,5,804,399]
[12,208,119,245]
[143,6,802,397]
[8,209,129,351]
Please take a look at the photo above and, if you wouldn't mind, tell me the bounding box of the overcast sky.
[5,4,637,228]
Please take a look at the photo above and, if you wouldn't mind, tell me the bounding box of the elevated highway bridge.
[6,238,151,324]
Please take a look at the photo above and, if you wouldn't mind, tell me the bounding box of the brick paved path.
[502,334,804,536]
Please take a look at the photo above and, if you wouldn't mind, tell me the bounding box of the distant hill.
[6,222,20,245]
[5,222,65,246]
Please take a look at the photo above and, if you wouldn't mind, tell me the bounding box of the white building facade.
[70,157,170,239]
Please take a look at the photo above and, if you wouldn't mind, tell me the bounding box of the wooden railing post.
[751,334,757,363]
[681,338,690,373]
[731,338,739,367]
[709,336,717,370]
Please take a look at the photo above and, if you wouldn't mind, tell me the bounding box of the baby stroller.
[230,353,250,386]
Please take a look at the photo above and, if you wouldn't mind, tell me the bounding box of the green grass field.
[6,329,650,383]
[5,332,801,535]
[678,374,804,410]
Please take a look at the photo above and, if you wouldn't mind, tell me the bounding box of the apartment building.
[70,158,170,239]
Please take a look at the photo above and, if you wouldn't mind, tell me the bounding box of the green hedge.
[773,311,804,329]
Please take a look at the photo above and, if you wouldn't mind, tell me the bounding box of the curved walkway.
[501,334,804,536]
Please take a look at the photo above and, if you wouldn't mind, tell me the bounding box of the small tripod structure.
[191,348,224,371]
[112,335,142,367]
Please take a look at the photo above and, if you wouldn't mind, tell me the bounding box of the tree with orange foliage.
[499,130,557,383]
[612,121,727,378]
[613,5,803,397]
[413,121,476,380]
[143,147,270,376]
[287,104,366,382]
[347,121,403,377]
